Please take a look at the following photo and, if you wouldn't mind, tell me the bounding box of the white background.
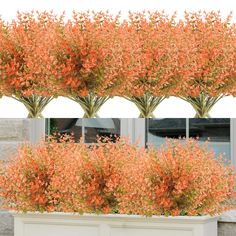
[0,0,235,118]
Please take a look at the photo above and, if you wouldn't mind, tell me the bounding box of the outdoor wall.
[218,211,236,236]
[0,119,30,236]
[218,222,236,236]
[0,119,30,162]
[0,212,13,236]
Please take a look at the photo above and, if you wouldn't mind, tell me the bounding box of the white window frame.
[121,118,146,147]
[29,118,45,144]
[230,118,236,168]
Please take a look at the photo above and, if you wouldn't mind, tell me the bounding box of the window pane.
[47,118,120,143]
[189,118,230,161]
[83,119,120,143]
[47,118,82,141]
[147,118,186,147]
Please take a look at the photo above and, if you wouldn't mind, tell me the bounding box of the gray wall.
[218,222,236,236]
[0,119,30,162]
[0,119,30,236]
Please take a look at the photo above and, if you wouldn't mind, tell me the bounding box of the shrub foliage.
[0,136,235,216]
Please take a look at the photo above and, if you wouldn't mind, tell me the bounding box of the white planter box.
[12,212,218,236]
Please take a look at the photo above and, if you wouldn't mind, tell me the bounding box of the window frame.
[29,119,46,144]
[230,118,236,167]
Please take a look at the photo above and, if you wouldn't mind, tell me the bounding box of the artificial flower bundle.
[0,136,235,216]
[179,12,236,117]
[0,11,235,117]
[52,12,124,117]
[0,12,60,117]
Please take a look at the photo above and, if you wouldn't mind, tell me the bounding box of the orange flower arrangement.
[120,12,184,118]
[52,12,123,118]
[52,137,142,213]
[119,139,236,216]
[179,11,236,117]
[0,135,79,212]
[0,12,59,117]
[0,136,235,216]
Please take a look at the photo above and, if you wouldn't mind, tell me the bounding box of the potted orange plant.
[0,137,235,236]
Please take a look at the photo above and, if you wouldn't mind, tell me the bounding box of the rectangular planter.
[12,212,218,236]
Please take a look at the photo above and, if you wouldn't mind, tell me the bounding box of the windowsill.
[219,210,236,223]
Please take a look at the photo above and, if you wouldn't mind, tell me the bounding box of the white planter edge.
[12,211,218,236]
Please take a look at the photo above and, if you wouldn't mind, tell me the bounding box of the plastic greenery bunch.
[54,137,139,214]
[0,12,59,118]
[119,139,236,216]
[0,135,79,212]
[0,136,235,216]
[179,11,236,118]
[0,136,138,214]
[122,12,182,118]
[53,11,122,118]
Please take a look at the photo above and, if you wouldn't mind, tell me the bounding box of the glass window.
[82,119,120,143]
[147,118,186,147]
[147,118,231,162]
[189,118,231,161]
[46,118,121,143]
